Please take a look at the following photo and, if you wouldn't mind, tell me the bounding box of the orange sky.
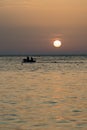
[0,0,87,55]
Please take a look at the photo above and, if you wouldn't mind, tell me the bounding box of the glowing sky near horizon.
[0,0,87,55]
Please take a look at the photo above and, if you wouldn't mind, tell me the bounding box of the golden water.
[0,56,87,130]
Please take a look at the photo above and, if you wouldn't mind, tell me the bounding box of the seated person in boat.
[27,56,29,61]
[31,57,34,61]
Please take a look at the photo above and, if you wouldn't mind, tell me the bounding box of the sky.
[0,0,87,55]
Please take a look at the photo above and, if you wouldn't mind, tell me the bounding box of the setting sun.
[53,40,62,48]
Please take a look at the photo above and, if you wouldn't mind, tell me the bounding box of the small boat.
[22,57,36,63]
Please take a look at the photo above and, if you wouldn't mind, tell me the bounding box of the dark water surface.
[0,56,87,130]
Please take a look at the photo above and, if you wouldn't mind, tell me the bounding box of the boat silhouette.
[22,57,36,63]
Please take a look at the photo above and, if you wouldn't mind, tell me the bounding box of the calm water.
[0,56,87,130]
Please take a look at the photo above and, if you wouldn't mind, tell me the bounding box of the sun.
[53,40,62,48]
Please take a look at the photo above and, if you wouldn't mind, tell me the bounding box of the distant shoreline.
[0,54,87,57]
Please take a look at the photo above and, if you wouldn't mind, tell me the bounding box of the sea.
[0,56,87,130]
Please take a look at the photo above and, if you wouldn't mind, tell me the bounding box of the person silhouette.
[31,57,33,61]
[27,56,29,61]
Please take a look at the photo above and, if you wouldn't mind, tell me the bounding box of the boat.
[22,57,36,63]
